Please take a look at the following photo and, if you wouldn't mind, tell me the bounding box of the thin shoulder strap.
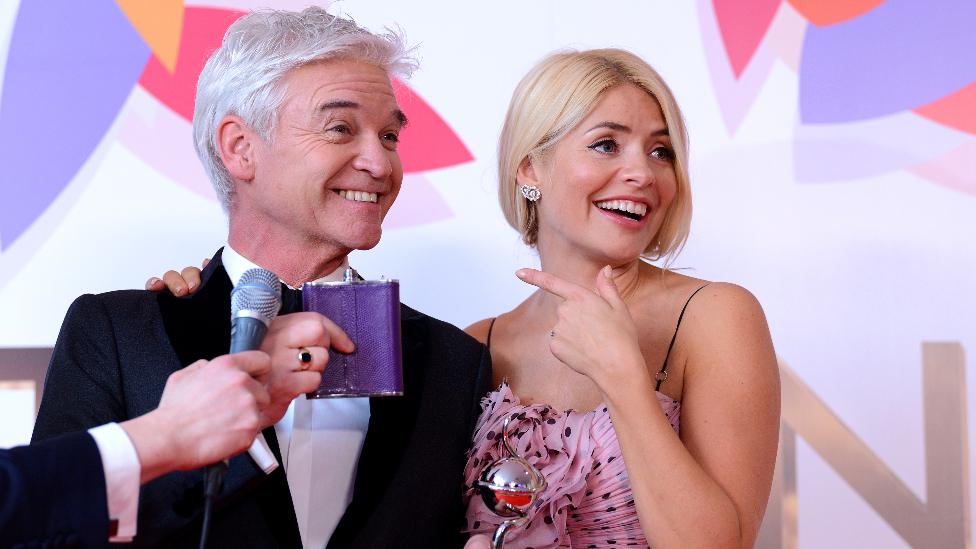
[655,284,710,391]
[486,317,498,352]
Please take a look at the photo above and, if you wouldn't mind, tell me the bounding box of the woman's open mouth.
[594,199,647,221]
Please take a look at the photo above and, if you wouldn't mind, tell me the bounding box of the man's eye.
[383,132,400,143]
[588,139,617,154]
[327,124,350,134]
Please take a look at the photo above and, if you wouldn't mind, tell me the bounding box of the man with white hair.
[33,7,490,548]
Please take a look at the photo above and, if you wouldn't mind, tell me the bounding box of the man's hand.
[257,312,355,428]
[121,351,271,483]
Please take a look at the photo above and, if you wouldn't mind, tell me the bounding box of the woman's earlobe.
[516,156,544,190]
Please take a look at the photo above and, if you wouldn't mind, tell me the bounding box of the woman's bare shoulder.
[685,281,766,324]
[679,281,777,380]
[465,317,495,345]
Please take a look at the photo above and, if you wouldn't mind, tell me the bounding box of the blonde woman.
[459,49,779,548]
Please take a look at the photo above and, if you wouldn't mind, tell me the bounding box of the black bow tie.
[280,284,303,315]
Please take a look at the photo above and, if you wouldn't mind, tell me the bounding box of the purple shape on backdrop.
[0,0,149,250]
[799,0,976,124]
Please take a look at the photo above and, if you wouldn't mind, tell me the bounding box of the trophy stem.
[490,516,528,549]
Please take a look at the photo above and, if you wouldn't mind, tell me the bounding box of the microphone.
[229,268,282,353]
[201,268,281,549]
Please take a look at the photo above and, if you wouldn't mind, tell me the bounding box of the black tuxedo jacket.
[1,431,109,548]
[32,250,491,548]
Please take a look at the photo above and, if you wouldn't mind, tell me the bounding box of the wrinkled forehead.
[276,59,403,122]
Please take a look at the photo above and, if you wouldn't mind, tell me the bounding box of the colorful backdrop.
[0,1,972,547]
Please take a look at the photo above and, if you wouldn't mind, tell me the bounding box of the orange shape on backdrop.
[787,0,886,26]
[115,0,185,74]
[914,80,976,136]
[712,0,782,78]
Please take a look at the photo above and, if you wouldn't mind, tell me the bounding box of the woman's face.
[528,83,677,264]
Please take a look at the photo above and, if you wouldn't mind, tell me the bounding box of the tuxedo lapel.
[158,248,232,367]
[326,306,426,548]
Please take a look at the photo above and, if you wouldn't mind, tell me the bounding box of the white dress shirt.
[223,245,371,549]
[89,423,140,543]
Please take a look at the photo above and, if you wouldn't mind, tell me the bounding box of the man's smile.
[335,189,379,203]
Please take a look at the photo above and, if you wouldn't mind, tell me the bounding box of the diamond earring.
[519,184,541,202]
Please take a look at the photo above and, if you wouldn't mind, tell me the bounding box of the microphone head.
[231,268,282,327]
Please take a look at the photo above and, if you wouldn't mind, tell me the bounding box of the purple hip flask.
[301,273,403,398]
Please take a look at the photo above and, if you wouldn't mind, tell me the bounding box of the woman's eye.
[651,146,674,161]
[327,124,350,134]
[383,132,400,143]
[588,139,618,154]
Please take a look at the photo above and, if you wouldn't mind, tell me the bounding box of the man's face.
[242,59,405,253]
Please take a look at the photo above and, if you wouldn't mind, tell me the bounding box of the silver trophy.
[474,416,547,549]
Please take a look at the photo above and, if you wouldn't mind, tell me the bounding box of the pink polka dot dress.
[462,383,681,548]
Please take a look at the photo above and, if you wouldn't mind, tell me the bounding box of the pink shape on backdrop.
[392,79,474,173]
[118,90,215,200]
[138,7,246,122]
[699,0,779,133]
[712,0,782,77]
[763,2,806,71]
[913,80,976,136]
[383,173,452,228]
[907,141,976,196]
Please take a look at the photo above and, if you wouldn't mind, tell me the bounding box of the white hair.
[193,7,418,210]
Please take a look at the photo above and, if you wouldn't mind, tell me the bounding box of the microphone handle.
[229,315,270,354]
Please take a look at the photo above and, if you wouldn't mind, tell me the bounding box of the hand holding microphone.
[120,352,272,484]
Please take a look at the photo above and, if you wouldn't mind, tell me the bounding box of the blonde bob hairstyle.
[497,48,692,263]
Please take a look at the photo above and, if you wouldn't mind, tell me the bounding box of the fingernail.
[175,287,186,296]
[187,282,197,291]
[515,269,527,279]
[148,277,160,286]
[603,265,612,278]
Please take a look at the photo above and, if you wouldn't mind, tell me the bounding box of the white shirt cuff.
[248,433,280,474]
[89,423,140,542]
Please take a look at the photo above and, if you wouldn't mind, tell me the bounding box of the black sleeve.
[0,431,110,548]
[468,344,492,442]
[32,294,127,442]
